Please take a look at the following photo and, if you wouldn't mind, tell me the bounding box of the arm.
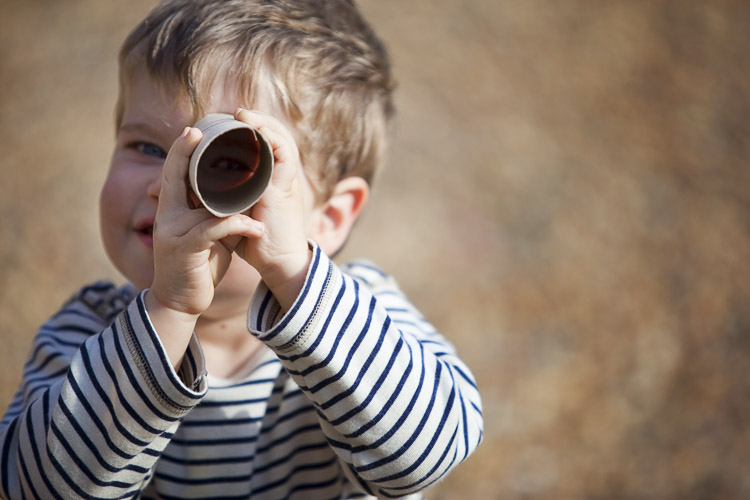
[0,283,207,500]
[248,245,484,498]
[228,108,482,496]
[0,117,267,499]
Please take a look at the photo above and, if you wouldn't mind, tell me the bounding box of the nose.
[146,170,163,201]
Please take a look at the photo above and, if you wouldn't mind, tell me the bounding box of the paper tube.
[188,113,274,217]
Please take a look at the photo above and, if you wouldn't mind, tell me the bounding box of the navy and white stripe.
[0,246,483,499]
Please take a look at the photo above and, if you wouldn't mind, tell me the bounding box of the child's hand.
[232,108,313,311]
[147,127,264,363]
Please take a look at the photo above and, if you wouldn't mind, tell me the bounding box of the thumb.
[160,127,202,211]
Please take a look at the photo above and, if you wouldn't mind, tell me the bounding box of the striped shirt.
[0,244,483,499]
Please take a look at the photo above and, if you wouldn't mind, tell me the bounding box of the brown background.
[1,1,749,498]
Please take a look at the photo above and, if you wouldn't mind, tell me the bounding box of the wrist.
[144,289,200,369]
[260,244,313,312]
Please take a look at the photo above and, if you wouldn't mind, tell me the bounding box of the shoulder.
[23,281,137,380]
[340,258,442,339]
[61,280,137,325]
[340,258,397,292]
[340,258,420,314]
[39,281,136,346]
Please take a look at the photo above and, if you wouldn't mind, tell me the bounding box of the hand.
[147,126,264,366]
[232,108,312,311]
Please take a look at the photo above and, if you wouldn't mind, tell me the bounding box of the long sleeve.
[0,283,207,500]
[248,244,484,498]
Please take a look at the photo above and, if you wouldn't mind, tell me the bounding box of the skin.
[100,69,369,374]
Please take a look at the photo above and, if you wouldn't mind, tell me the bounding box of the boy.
[0,0,483,498]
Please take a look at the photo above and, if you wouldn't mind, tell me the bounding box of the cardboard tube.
[189,113,274,217]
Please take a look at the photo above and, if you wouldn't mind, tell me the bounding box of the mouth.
[135,219,155,247]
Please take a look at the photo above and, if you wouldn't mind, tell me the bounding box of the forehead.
[118,64,288,131]
[118,67,190,131]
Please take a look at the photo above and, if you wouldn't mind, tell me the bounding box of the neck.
[195,306,264,380]
[196,310,247,344]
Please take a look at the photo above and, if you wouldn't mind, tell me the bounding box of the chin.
[116,264,154,291]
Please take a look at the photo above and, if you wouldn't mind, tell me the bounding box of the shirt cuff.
[247,241,337,353]
[120,291,208,416]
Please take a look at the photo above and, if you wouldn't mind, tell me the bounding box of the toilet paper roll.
[188,113,274,217]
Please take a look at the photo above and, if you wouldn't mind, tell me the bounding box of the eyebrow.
[117,121,162,136]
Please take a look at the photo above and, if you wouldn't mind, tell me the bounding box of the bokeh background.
[1,1,749,498]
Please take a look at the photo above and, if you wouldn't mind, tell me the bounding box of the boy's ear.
[311,176,369,257]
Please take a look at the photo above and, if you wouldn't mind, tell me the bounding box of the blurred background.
[1,1,749,498]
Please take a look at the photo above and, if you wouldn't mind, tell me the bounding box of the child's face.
[100,69,319,308]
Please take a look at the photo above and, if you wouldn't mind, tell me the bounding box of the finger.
[160,127,203,211]
[256,126,300,188]
[187,214,265,252]
[234,108,294,143]
[234,108,300,189]
[220,234,244,253]
[159,206,215,239]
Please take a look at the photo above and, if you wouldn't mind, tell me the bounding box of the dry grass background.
[1,1,749,498]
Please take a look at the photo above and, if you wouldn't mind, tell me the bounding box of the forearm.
[144,288,200,370]
[0,291,207,499]
[249,247,484,497]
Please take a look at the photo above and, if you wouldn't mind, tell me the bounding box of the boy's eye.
[211,158,249,171]
[133,142,167,159]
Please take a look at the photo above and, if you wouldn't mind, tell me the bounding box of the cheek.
[99,174,129,228]
[299,175,323,236]
[99,166,144,249]
[100,161,146,213]
[99,178,122,257]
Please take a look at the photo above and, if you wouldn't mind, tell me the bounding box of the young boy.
[0,0,483,498]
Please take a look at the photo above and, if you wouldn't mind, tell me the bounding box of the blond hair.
[116,0,395,200]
